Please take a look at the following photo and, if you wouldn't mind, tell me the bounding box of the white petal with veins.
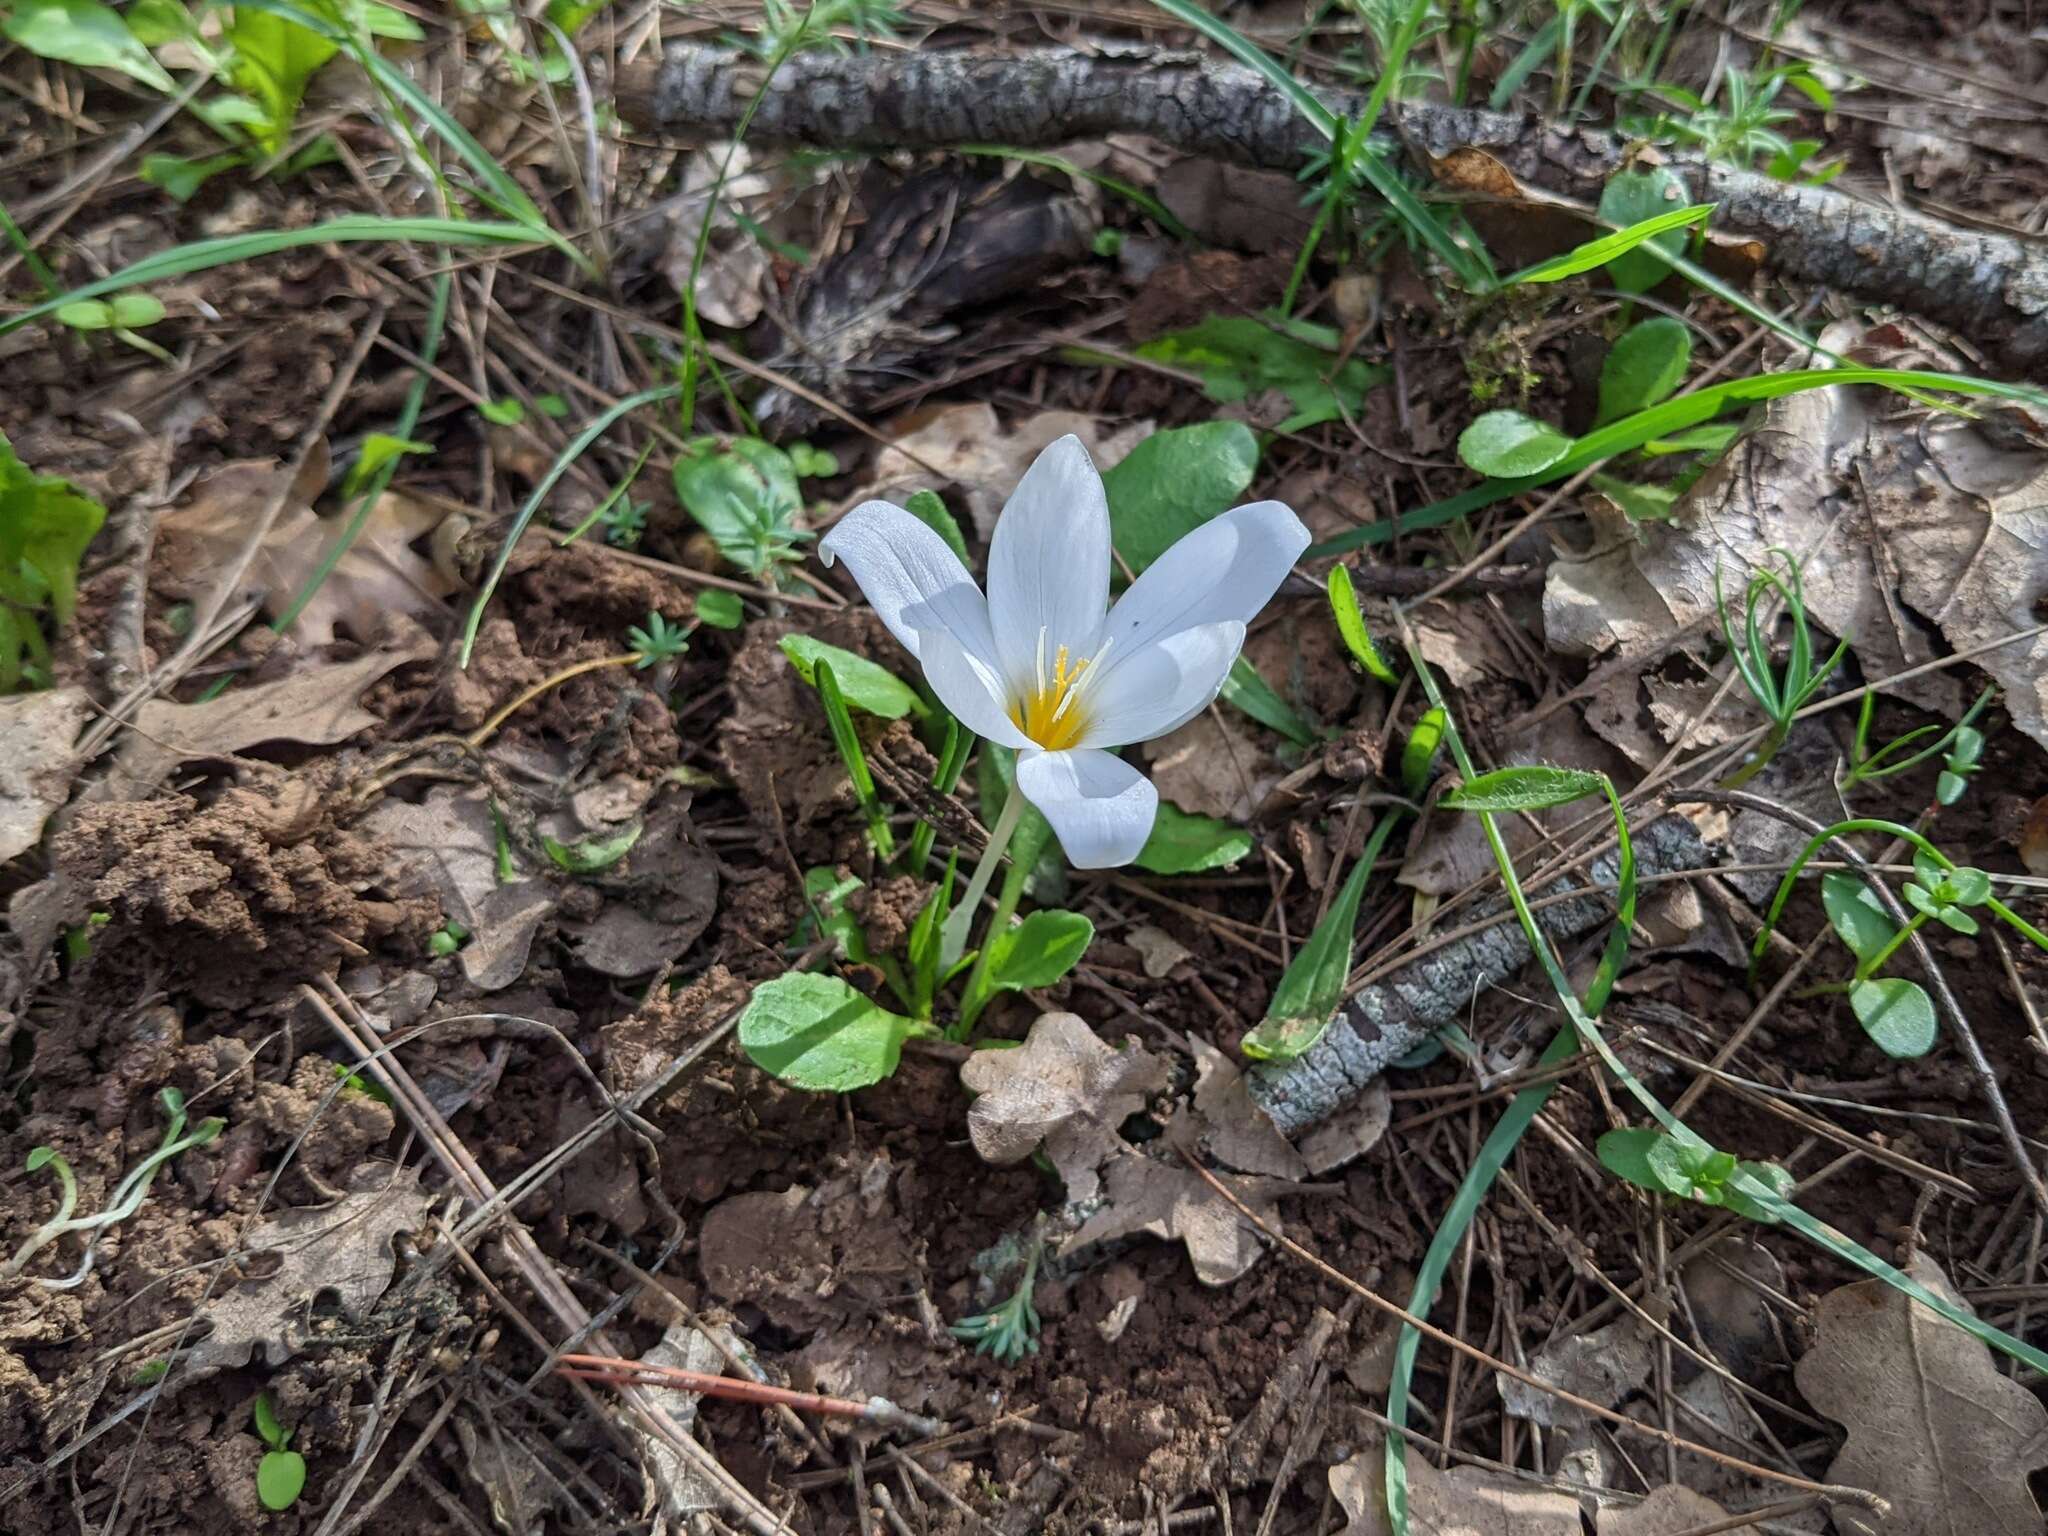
[1016,748,1159,870]
[986,435,1110,693]
[1079,621,1245,748]
[1101,501,1309,657]
[820,500,1000,668]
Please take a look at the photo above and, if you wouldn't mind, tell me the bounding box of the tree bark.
[615,43,2048,373]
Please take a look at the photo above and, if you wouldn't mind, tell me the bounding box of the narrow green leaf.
[1101,421,1259,574]
[342,432,431,496]
[815,660,895,858]
[1442,765,1606,813]
[1641,423,1740,457]
[1133,803,1254,874]
[1505,203,1714,286]
[1456,410,1572,478]
[983,909,1094,993]
[1220,655,1317,746]
[3,0,175,91]
[1590,474,1680,524]
[540,824,642,875]
[1596,318,1692,426]
[1327,564,1398,685]
[1242,818,1395,1061]
[1400,707,1446,800]
[478,397,525,425]
[252,1394,289,1452]
[737,973,918,1092]
[779,634,924,719]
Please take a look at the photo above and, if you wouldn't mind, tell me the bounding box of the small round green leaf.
[983,909,1094,993]
[1456,410,1573,478]
[257,1449,306,1511]
[737,973,919,1093]
[1850,977,1938,1058]
[1596,318,1692,425]
[693,589,745,630]
[107,293,167,329]
[1597,167,1689,292]
[1946,866,1992,906]
[55,300,116,331]
[1596,1128,1671,1194]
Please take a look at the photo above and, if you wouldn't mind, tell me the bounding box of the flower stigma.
[1011,626,1112,750]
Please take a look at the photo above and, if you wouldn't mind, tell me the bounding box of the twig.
[558,1356,947,1438]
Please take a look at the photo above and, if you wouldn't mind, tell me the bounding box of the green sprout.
[3,1088,225,1285]
[950,1239,1043,1363]
[1841,685,1993,803]
[1714,549,1850,787]
[1598,1127,1793,1222]
[427,919,468,957]
[253,1393,307,1511]
[626,611,689,668]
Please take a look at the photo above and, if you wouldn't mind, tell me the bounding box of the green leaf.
[226,8,340,152]
[57,293,166,332]
[693,589,744,630]
[127,0,199,46]
[342,433,431,496]
[1,429,108,688]
[737,973,919,1092]
[1596,1127,1672,1194]
[815,659,896,858]
[1458,410,1572,479]
[1242,819,1392,1061]
[1590,474,1680,523]
[1326,563,1398,685]
[478,397,525,425]
[1133,803,1254,874]
[3,0,175,90]
[1597,318,1692,426]
[779,634,924,719]
[257,1450,306,1511]
[139,151,241,204]
[1641,423,1740,457]
[1101,421,1259,574]
[1721,1160,1794,1223]
[1400,706,1446,800]
[540,823,642,875]
[535,393,569,418]
[1219,655,1316,746]
[1850,976,1938,1058]
[1131,313,1387,433]
[1505,203,1715,287]
[902,488,969,568]
[1936,770,1968,806]
[1947,866,1992,906]
[1821,872,1897,965]
[983,909,1094,993]
[252,1393,289,1452]
[792,866,869,962]
[787,442,839,479]
[1597,168,1691,293]
[1441,765,1605,813]
[673,439,807,578]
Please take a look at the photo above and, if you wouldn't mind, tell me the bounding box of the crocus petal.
[1100,501,1309,656]
[986,435,1110,692]
[918,629,1031,749]
[820,500,999,667]
[1079,621,1245,748]
[1016,747,1158,870]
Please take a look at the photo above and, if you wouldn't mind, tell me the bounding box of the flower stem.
[955,843,1033,1038]
[940,789,1025,970]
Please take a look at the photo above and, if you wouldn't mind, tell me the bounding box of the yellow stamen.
[1010,638,1095,750]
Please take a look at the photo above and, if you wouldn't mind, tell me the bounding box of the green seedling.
[427,920,468,957]
[541,825,642,876]
[4,1088,225,1285]
[1841,685,1993,805]
[627,610,689,668]
[1326,564,1399,685]
[950,1236,1043,1363]
[1713,548,1850,787]
[1598,1127,1794,1221]
[2,430,108,692]
[813,659,895,860]
[252,1393,307,1512]
[693,588,744,630]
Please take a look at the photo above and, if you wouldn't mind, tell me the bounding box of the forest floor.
[4,2,2048,1534]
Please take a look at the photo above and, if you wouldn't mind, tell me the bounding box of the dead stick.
[614,42,2048,374]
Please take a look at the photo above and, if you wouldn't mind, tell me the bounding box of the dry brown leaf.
[1181,1034,1307,1181]
[0,688,90,862]
[1544,331,2048,747]
[1060,1149,1291,1286]
[1146,711,1284,823]
[861,403,1152,542]
[158,464,458,646]
[960,1010,1171,1205]
[116,640,430,793]
[1601,1486,1758,1535]
[1793,1252,2048,1536]
[1330,1446,1582,1536]
[1499,1314,1654,1430]
[182,1163,427,1381]
[1126,923,1191,978]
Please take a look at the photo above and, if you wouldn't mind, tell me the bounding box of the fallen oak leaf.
[1600,1486,1761,1534]
[1059,1148,1292,1286]
[1793,1252,2048,1536]
[0,688,91,861]
[1329,1443,1581,1535]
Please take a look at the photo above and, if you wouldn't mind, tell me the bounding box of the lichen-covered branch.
[1246,814,1711,1137]
[615,44,2048,372]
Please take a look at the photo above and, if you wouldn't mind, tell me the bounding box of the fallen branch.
[1247,813,1710,1136]
[615,43,2048,373]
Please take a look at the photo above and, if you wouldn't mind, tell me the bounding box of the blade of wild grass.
[1147,0,1496,292]
[271,271,451,635]
[1308,365,2048,556]
[460,384,681,666]
[0,197,59,297]
[0,218,547,338]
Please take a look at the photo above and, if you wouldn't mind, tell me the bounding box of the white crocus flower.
[820,434,1309,870]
